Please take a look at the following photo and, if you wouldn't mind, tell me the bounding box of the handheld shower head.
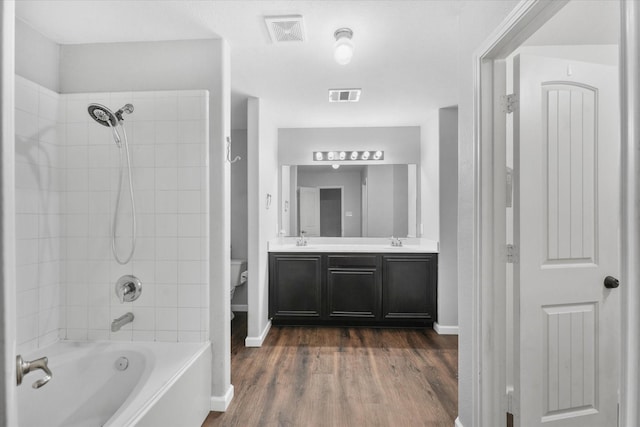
[115,104,134,121]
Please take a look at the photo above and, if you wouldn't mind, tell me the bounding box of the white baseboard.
[210,384,234,412]
[231,304,248,312]
[434,322,459,335]
[245,320,272,347]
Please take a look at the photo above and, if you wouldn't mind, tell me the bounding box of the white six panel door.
[513,54,620,427]
[298,186,320,236]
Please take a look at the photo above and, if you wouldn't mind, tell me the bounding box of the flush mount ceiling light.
[313,151,384,162]
[332,164,340,170]
[334,28,354,65]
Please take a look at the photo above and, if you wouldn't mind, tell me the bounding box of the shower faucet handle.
[16,355,52,389]
[116,275,142,303]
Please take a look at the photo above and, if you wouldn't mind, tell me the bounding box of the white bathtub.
[17,341,211,427]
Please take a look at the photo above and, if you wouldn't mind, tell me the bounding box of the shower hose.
[107,122,137,264]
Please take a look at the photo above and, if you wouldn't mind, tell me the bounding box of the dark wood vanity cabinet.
[268,254,323,319]
[382,254,437,321]
[269,252,437,327]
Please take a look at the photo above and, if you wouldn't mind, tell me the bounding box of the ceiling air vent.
[265,15,305,43]
[329,89,361,103]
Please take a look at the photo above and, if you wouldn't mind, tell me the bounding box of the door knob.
[604,276,619,289]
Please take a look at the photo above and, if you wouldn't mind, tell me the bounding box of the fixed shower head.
[88,104,118,127]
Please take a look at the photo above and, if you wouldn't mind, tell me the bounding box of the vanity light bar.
[313,151,384,162]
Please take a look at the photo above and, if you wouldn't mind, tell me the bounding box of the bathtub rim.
[19,340,212,427]
[107,340,211,427]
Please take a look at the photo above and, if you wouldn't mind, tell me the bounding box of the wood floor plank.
[203,314,458,427]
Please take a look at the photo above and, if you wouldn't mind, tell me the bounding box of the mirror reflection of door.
[285,164,416,237]
[298,186,344,237]
[298,186,320,236]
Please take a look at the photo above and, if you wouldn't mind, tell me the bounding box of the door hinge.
[502,93,518,114]
[506,167,514,208]
[506,244,519,264]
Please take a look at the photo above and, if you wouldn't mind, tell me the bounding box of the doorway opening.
[319,188,343,237]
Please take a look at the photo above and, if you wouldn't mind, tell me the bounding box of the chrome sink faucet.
[390,236,403,247]
[111,312,134,332]
[296,231,308,246]
[16,355,52,389]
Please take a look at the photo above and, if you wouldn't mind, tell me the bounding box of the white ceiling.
[15,0,618,130]
[523,0,619,46]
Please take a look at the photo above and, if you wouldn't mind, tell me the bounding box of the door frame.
[473,1,640,426]
[1,1,16,425]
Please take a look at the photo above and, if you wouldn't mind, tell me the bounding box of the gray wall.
[366,166,393,236]
[279,126,420,165]
[15,19,60,92]
[366,165,408,237]
[230,129,248,307]
[297,168,362,237]
[60,39,221,94]
[439,107,459,329]
[246,97,279,345]
[393,164,409,236]
[230,129,248,260]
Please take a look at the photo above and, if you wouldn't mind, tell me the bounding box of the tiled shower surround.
[15,76,210,353]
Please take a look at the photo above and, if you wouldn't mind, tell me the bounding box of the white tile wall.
[14,76,210,352]
[61,89,210,343]
[15,76,64,354]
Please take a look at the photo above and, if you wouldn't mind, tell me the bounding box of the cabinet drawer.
[327,255,378,268]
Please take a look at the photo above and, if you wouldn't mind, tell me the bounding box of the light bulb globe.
[334,39,354,65]
[333,28,354,65]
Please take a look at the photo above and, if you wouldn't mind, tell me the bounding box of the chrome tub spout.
[111,312,134,332]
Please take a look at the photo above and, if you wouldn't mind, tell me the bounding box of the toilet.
[230,259,247,320]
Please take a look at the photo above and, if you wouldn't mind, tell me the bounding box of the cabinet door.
[382,255,437,321]
[327,269,379,319]
[269,254,323,318]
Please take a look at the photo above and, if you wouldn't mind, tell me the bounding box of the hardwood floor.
[202,313,458,427]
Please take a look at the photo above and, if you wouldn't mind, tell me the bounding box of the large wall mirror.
[280,164,418,238]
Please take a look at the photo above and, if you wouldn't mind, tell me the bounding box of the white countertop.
[268,237,439,253]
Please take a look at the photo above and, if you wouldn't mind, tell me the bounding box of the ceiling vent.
[329,89,361,103]
[265,15,305,43]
